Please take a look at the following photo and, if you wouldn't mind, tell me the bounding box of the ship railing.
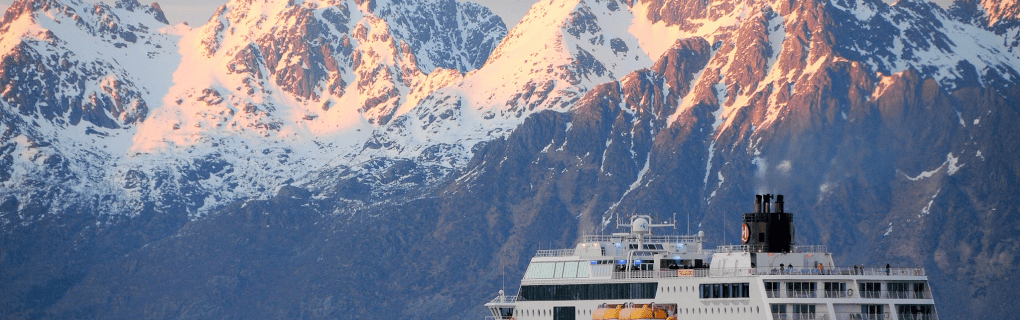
[858,290,934,300]
[785,289,818,298]
[759,266,925,277]
[896,313,938,320]
[824,290,850,298]
[715,245,828,253]
[773,313,830,320]
[484,316,512,320]
[597,266,929,280]
[835,313,890,320]
[581,234,702,243]
[610,269,711,279]
[534,249,577,257]
[487,295,518,304]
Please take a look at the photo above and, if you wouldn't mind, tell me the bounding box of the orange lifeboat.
[592,304,609,320]
[619,303,638,320]
[602,304,623,320]
[628,304,669,319]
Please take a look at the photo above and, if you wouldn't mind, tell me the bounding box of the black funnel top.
[740,194,795,252]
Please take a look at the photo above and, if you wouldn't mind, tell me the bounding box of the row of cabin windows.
[765,281,926,293]
[518,283,657,301]
[861,282,927,298]
[699,283,751,299]
[772,304,933,317]
[771,304,816,315]
[515,306,766,318]
[765,281,927,299]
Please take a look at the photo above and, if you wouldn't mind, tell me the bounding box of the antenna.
[687,213,690,236]
[501,265,505,293]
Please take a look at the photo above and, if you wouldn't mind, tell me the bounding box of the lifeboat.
[592,304,609,320]
[595,303,674,320]
[628,304,668,319]
[601,304,623,320]
[618,303,636,320]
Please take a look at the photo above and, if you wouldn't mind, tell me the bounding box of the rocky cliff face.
[2,0,1019,319]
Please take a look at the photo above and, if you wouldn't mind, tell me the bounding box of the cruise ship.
[485,194,938,320]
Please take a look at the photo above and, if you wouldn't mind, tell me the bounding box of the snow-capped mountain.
[1,0,512,220]
[2,0,1020,319]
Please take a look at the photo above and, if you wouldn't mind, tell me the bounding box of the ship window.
[699,283,749,299]
[554,262,564,278]
[786,282,817,298]
[771,304,787,316]
[764,281,780,298]
[860,282,882,298]
[792,304,815,316]
[824,282,847,298]
[563,261,578,278]
[519,283,658,301]
[553,306,574,320]
[862,304,884,315]
[897,304,935,317]
[577,262,590,278]
[889,282,910,299]
[529,262,556,279]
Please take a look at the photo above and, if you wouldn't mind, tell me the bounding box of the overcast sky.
[0,0,957,31]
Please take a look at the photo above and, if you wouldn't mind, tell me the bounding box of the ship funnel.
[741,194,795,252]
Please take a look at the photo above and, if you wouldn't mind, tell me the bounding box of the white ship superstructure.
[486,194,938,320]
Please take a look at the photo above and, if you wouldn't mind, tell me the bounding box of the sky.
[0,0,958,29]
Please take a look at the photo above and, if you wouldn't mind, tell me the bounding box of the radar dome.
[632,217,650,233]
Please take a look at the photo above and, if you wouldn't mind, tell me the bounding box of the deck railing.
[534,249,576,257]
[761,266,926,277]
[717,245,829,253]
[584,266,928,281]
[787,289,818,298]
[773,313,830,320]
[824,290,850,298]
[858,290,934,300]
[896,314,939,320]
[835,313,889,320]
[486,295,518,304]
[581,234,702,243]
